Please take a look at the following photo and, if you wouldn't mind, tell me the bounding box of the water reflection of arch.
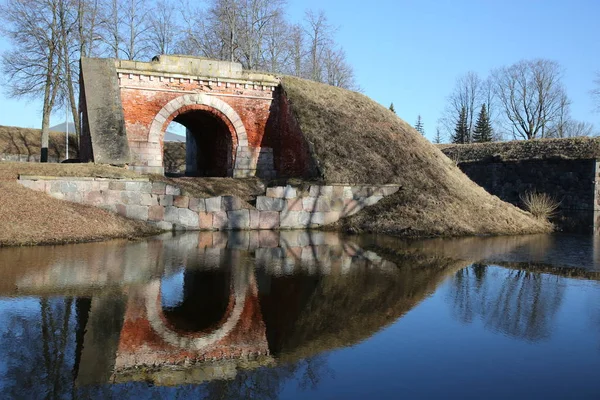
[145,264,250,350]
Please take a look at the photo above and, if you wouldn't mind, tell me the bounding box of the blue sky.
[0,0,599,142]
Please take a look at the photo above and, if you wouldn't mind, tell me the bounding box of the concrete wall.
[18,176,400,231]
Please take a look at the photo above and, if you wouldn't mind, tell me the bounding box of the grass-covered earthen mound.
[280,76,551,237]
[0,162,159,246]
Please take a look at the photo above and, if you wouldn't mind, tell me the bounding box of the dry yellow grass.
[281,76,552,237]
[0,125,78,159]
[0,181,159,247]
[0,162,159,247]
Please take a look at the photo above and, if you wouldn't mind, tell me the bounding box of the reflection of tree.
[448,264,565,341]
[1,297,78,399]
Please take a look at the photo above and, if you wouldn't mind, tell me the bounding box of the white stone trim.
[148,93,249,146]
[143,269,247,350]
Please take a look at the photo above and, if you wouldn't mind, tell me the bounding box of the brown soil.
[280,76,552,237]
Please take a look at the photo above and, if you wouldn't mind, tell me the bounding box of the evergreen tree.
[389,103,396,114]
[452,107,468,144]
[434,127,442,144]
[415,115,425,135]
[472,103,493,142]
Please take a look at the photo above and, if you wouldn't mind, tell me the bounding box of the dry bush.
[520,191,560,220]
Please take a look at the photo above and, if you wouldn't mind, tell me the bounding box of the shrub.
[520,191,560,220]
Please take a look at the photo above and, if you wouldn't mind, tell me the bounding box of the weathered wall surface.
[456,159,599,211]
[18,176,399,231]
[438,139,600,213]
[439,137,600,163]
[79,58,131,165]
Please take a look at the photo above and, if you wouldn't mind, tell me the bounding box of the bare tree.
[492,59,569,140]
[1,0,63,162]
[261,11,293,73]
[321,45,356,89]
[236,0,286,70]
[592,72,600,113]
[98,0,151,60]
[439,72,483,143]
[303,9,334,83]
[148,0,179,55]
[289,23,304,77]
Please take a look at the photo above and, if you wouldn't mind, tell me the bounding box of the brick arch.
[143,269,248,350]
[148,93,248,146]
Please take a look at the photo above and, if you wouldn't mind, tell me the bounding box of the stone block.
[84,190,104,205]
[222,196,243,211]
[284,198,303,212]
[283,185,297,199]
[151,181,167,195]
[140,193,159,206]
[104,190,122,204]
[108,181,126,190]
[249,210,260,229]
[166,185,181,195]
[323,211,341,225]
[121,191,141,205]
[198,212,213,229]
[329,197,345,212]
[343,186,353,199]
[332,185,345,199]
[189,198,206,212]
[266,186,284,198]
[205,196,222,212]
[309,185,333,197]
[302,197,331,212]
[280,211,307,228]
[303,212,325,226]
[179,208,199,227]
[74,181,92,192]
[126,181,152,192]
[256,196,285,211]
[173,195,190,208]
[164,206,180,223]
[125,205,149,221]
[116,203,127,217]
[364,195,383,206]
[64,192,83,203]
[259,211,280,229]
[213,211,228,229]
[228,210,250,230]
[342,200,363,217]
[148,205,164,221]
[159,195,173,206]
[152,221,174,231]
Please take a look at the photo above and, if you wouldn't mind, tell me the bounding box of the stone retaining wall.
[18,176,400,231]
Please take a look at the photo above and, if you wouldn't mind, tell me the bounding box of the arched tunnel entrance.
[168,108,236,177]
[162,270,233,333]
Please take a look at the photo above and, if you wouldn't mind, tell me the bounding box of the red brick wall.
[118,73,317,178]
[271,88,318,178]
[119,75,274,146]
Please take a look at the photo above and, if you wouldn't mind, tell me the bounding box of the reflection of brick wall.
[115,278,269,370]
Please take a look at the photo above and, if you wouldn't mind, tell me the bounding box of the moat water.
[1,231,600,399]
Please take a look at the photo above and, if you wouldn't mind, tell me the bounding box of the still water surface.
[1,231,600,399]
